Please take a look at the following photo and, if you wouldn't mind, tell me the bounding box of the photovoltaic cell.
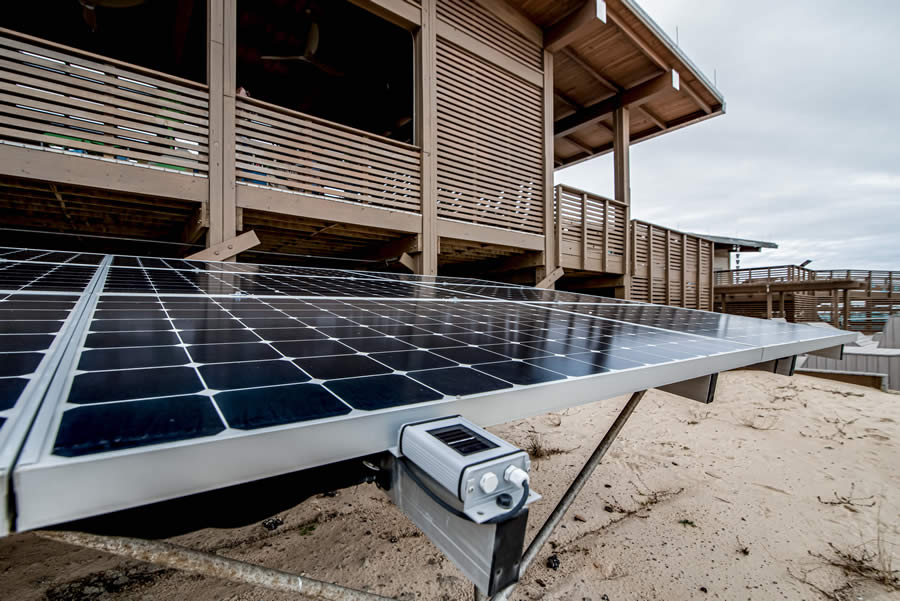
[1,249,856,532]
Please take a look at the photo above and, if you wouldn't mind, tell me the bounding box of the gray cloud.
[556,0,900,270]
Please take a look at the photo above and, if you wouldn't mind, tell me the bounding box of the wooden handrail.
[0,27,208,92]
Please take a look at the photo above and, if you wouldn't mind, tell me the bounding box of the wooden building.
[0,0,724,297]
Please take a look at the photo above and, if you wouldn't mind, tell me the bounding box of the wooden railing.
[631,220,714,310]
[0,28,209,176]
[555,185,627,273]
[714,265,815,286]
[235,96,422,214]
[814,270,900,295]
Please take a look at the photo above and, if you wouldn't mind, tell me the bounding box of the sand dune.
[1,371,897,600]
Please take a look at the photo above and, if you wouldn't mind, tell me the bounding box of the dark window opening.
[2,0,207,84]
[237,0,415,144]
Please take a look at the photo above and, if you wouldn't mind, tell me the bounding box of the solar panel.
[0,248,854,532]
[0,255,106,535]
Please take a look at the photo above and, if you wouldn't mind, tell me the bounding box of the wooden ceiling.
[504,0,725,168]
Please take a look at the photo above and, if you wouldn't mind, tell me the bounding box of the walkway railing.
[554,184,627,274]
[235,96,422,214]
[0,28,209,176]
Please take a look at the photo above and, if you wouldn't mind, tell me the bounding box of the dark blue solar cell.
[474,361,567,385]
[313,325,378,338]
[609,348,678,364]
[68,366,203,404]
[91,320,172,332]
[408,367,513,396]
[78,346,189,371]
[215,383,350,429]
[1,321,66,336]
[569,352,644,371]
[200,360,310,390]
[0,334,54,352]
[240,318,307,329]
[480,343,553,360]
[53,395,225,457]
[254,327,328,342]
[395,334,468,349]
[85,330,180,348]
[0,378,28,410]
[178,329,259,345]
[1,301,74,310]
[173,318,243,330]
[272,339,355,358]
[525,356,610,377]
[293,355,392,380]
[410,323,472,334]
[370,350,456,371]
[92,310,168,320]
[325,374,442,410]
[0,352,43,377]
[521,341,584,355]
[166,309,231,319]
[340,336,416,353]
[429,346,507,365]
[445,333,506,345]
[188,342,279,364]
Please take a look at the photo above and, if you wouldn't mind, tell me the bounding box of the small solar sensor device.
[398,416,533,524]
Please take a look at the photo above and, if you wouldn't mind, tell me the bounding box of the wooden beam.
[559,48,617,92]
[680,80,712,114]
[545,0,606,53]
[634,104,667,130]
[543,50,557,273]
[236,186,422,234]
[182,202,210,245]
[347,0,422,29]
[419,0,438,274]
[187,230,259,261]
[437,219,544,251]
[536,266,564,289]
[473,0,542,46]
[555,70,679,137]
[606,6,667,71]
[715,279,865,294]
[367,234,422,261]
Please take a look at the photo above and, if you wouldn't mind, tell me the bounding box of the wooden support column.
[543,50,556,277]
[681,233,687,306]
[665,231,671,305]
[647,224,654,302]
[613,106,630,298]
[842,288,850,329]
[832,289,840,327]
[580,192,587,270]
[779,291,786,318]
[417,0,438,275]
[765,286,773,319]
[206,0,237,250]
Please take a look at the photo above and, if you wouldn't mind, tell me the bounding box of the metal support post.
[37,530,395,601]
[491,390,647,601]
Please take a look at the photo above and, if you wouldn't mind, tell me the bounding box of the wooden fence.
[555,185,627,273]
[0,28,209,176]
[235,96,422,214]
[631,220,714,310]
[714,265,815,286]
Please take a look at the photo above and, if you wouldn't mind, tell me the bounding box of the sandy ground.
[1,370,898,601]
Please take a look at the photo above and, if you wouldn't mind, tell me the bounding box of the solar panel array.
[0,247,855,533]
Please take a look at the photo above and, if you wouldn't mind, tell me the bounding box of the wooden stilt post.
[766,286,773,319]
[779,291,786,318]
[832,289,840,327]
[417,0,438,275]
[842,288,850,329]
[614,106,630,298]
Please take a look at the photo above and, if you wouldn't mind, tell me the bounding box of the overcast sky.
[555,0,900,270]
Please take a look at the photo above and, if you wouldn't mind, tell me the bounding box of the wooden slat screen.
[436,0,542,71]
[555,185,627,273]
[235,97,422,214]
[0,29,209,176]
[435,38,544,234]
[630,220,712,309]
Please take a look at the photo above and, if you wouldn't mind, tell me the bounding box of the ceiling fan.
[260,10,343,77]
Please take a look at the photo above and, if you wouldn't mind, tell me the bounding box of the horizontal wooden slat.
[0,32,209,177]
[235,97,421,215]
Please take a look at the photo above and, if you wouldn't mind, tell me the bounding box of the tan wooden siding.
[555,185,626,273]
[0,29,209,176]
[434,37,544,234]
[436,0,542,71]
[631,220,713,310]
[234,96,422,215]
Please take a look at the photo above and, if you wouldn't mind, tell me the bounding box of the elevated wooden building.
[0,0,724,300]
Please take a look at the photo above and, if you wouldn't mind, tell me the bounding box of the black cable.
[401,460,528,524]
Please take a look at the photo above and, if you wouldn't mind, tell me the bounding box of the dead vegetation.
[525,432,573,462]
[790,514,899,600]
[817,483,876,511]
